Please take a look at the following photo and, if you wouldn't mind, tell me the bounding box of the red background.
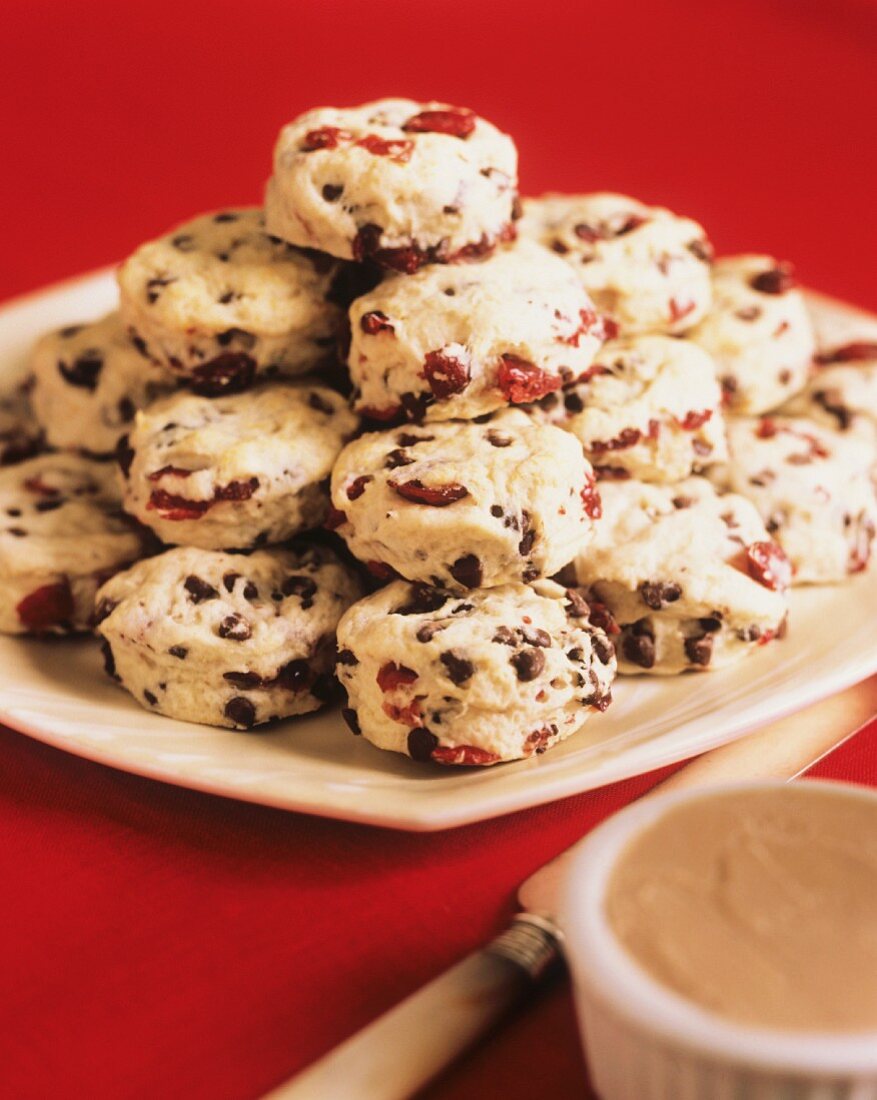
[1,1,876,1096]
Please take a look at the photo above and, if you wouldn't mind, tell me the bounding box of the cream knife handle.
[264,914,561,1100]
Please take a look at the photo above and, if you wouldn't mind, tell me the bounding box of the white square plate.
[1,272,875,831]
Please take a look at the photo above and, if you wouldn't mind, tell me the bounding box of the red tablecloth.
[1,2,876,1097]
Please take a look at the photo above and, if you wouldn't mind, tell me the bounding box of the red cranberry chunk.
[360,311,395,335]
[377,662,418,692]
[191,354,256,396]
[147,490,211,520]
[497,355,561,404]
[301,126,351,151]
[581,480,602,520]
[16,580,74,631]
[356,134,413,162]
[389,479,469,506]
[431,745,502,766]
[423,349,471,399]
[402,107,476,139]
[678,409,713,430]
[346,475,373,501]
[745,541,793,592]
[817,342,877,364]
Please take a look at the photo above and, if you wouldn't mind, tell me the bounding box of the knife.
[265,675,877,1100]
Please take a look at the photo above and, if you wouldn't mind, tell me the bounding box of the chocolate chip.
[698,617,723,633]
[59,353,103,391]
[224,696,256,728]
[169,645,188,659]
[416,622,445,643]
[521,626,551,647]
[93,597,118,625]
[214,211,238,222]
[518,513,536,556]
[685,634,713,666]
[486,430,512,447]
[592,635,615,665]
[171,234,195,251]
[750,265,796,295]
[440,651,474,684]
[449,554,482,589]
[564,589,590,618]
[218,614,252,641]
[492,626,517,646]
[564,391,585,414]
[407,727,439,761]
[396,584,449,616]
[277,659,311,692]
[101,639,118,680]
[511,648,545,681]
[336,648,359,666]
[396,432,434,447]
[116,434,135,478]
[184,575,219,603]
[639,581,682,610]
[144,689,158,706]
[282,575,318,607]
[224,671,264,689]
[342,707,361,734]
[622,625,655,669]
[672,495,693,510]
[145,276,176,304]
[322,184,344,202]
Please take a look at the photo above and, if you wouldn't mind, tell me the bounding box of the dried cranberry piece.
[147,490,212,521]
[376,662,418,692]
[358,403,403,423]
[588,601,621,636]
[745,541,793,592]
[816,342,877,364]
[496,355,561,404]
[191,354,256,396]
[352,224,433,274]
[669,298,697,324]
[407,727,439,761]
[360,311,395,335]
[677,409,713,431]
[366,560,398,581]
[384,448,414,469]
[301,126,351,151]
[224,697,257,729]
[323,506,347,530]
[431,745,501,766]
[687,239,713,263]
[215,478,259,503]
[23,476,60,497]
[59,353,103,391]
[346,475,373,501]
[581,479,602,520]
[16,580,74,631]
[750,264,797,295]
[440,651,474,684]
[218,614,252,641]
[574,223,603,243]
[403,107,476,138]
[525,727,554,755]
[588,428,642,455]
[356,134,413,162]
[423,349,471,399]
[389,479,469,506]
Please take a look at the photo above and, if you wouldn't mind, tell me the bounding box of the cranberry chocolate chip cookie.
[118,208,346,394]
[335,578,616,765]
[348,240,606,423]
[0,454,147,635]
[781,340,877,444]
[0,379,43,466]
[719,416,877,582]
[688,255,816,414]
[94,543,364,729]
[527,335,726,482]
[265,98,519,272]
[520,192,713,336]
[30,312,176,457]
[119,381,358,550]
[559,476,790,675]
[330,409,600,590]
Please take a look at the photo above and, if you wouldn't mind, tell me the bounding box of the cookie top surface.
[527,334,726,481]
[265,98,518,268]
[688,254,815,413]
[336,577,616,762]
[781,341,877,440]
[30,311,176,455]
[95,543,363,675]
[520,192,712,335]
[348,239,605,422]
[567,475,790,620]
[0,453,143,576]
[118,207,344,339]
[330,409,599,589]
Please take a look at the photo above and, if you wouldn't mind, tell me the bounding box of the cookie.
[265,98,519,271]
[520,192,712,336]
[780,340,877,444]
[335,578,616,765]
[118,208,346,394]
[0,454,147,635]
[30,312,176,457]
[119,381,358,550]
[0,379,43,466]
[719,416,877,582]
[688,255,815,413]
[527,335,726,482]
[330,409,601,590]
[348,240,606,423]
[559,477,790,674]
[94,543,364,729]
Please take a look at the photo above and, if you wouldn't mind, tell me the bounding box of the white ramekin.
[561,780,877,1100]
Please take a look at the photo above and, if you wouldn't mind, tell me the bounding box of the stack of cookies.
[2,97,875,768]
